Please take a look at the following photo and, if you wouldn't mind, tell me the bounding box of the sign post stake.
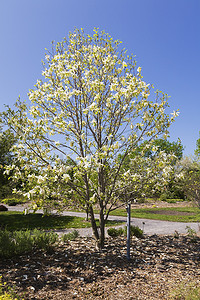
[127,201,131,260]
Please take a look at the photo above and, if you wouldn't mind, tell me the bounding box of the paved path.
[6,205,200,237]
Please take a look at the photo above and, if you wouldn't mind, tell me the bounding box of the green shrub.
[166,199,177,203]
[12,230,33,254]
[107,226,143,238]
[3,200,17,206]
[124,225,144,238]
[131,225,144,238]
[0,229,58,258]
[31,229,59,251]
[107,227,124,237]
[0,231,16,258]
[2,197,27,206]
[61,230,79,242]
[0,230,35,258]
[136,198,146,204]
[160,193,169,202]
[167,198,184,203]
[160,190,185,202]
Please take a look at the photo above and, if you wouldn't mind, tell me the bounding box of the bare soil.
[1,234,200,300]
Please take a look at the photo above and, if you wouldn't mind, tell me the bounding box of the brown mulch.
[1,234,200,299]
[132,201,194,209]
[145,210,195,216]
[133,201,196,215]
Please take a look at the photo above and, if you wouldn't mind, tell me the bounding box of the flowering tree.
[2,28,178,248]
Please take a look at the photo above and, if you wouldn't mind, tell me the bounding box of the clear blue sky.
[0,0,199,155]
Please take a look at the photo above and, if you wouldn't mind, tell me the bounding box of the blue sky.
[0,0,199,155]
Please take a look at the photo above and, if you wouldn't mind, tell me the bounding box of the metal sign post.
[126,201,131,260]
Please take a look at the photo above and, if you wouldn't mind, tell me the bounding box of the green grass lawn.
[108,206,200,222]
[0,211,123,231]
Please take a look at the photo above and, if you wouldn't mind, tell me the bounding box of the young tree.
[2,28,178,248]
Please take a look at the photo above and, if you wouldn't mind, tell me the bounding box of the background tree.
[2,28,178,248]
[149,138,183,161]
[151,139,184,199]
[117,149,176,201]
[195,132,200,157]
[0,126,17,198]
[175,156,200,207]
[119,138,184,200]
[119,138,183,169]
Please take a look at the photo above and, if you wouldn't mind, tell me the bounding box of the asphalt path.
[5,205,200,237]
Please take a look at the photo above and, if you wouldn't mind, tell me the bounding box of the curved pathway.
[6,205,200,237]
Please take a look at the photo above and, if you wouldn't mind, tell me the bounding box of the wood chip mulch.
[1,234,200,299]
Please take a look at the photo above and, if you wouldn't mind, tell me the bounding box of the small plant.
[107,226,144,238]
[125,225,144,238]
[61,230,79,242]
[173,230,179,239]
[107,227,124,237]
[166,199,177,204]
[0,276,21,300]
[186,226,198,242]
[160,193,168,202]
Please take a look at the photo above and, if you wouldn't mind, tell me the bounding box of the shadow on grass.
[0,211,124,231]
[0,211,92,231]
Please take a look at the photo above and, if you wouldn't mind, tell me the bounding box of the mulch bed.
[1,234,200,299]
[145,210,195,215]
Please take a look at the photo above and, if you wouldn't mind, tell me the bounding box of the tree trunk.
[89,206,99,241]
[98,206,105,249]
[96,162,106,249]
[89,205,105,250]
[86,203,89,221]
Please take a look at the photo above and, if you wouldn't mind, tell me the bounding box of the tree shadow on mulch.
[0,235,199,298]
